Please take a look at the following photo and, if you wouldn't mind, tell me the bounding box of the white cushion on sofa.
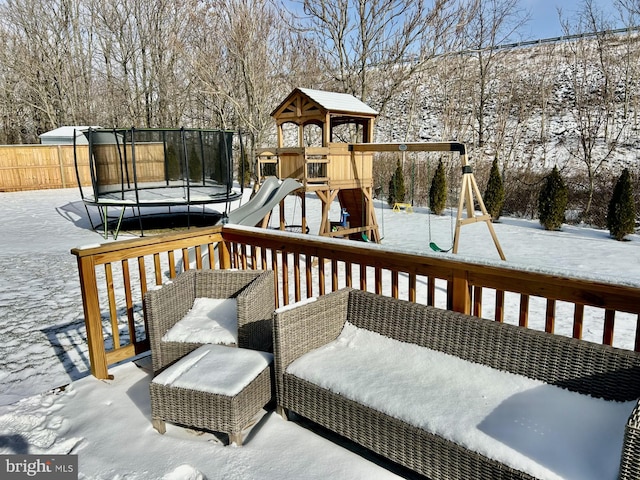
[161,298,237,345]
[286,322,635,480]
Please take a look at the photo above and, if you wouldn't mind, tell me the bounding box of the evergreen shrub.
[238,152,252,187]
[607,168,636,241]
[538,166,568,231]
[188,144,203,182]
[484,157,505,221]
[388,159,406,206]
[166,144,181,181]
[429,160,447,215]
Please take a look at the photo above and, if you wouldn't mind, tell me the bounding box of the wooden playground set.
[256,88,505,260]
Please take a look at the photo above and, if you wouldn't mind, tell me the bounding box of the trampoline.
[73,127,244,238]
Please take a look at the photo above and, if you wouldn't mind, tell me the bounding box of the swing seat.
[429,242,451,253]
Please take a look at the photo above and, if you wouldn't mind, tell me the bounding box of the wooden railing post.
[219,239,232,269]
[450,271,471,315]
[75,254,110,379]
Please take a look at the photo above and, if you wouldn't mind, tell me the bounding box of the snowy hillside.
[373,35,640,176]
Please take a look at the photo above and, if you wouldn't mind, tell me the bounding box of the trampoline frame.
[73,127,245,238]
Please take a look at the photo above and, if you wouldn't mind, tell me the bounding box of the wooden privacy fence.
[71,224,640,380]
[0,145,90,191]
[0,143,166,192]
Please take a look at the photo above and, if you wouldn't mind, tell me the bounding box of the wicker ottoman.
[149,344,273,446]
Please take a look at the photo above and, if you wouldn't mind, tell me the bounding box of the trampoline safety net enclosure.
[74,127,244,237]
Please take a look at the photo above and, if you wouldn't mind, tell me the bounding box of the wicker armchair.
[145,269,274,374]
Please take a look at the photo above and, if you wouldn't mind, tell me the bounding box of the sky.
[285,0,626,48]
[522,0,624,39]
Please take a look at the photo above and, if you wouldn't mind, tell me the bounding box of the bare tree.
[189,0,320,152]
[616,0,640,22]
[486,54,528,166]
[295,0,463,113]
[190,0,272,145]
[614,0,640,124]
[430,53,476,143]
[90,0,143,126]
[488,41,559,175]
[90,0,196,127]
[559,0,628,219]
[461,0,529,148]
[0,0,95,135]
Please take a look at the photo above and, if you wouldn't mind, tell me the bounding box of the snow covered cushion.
[152,344,273,396]
[286,322,635,480]
[161,298,238,345]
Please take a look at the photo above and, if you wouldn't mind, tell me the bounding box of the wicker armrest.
[619,399,640,480]
[144,271,197,351]
[272,288,351,404]
[237,270,275,351]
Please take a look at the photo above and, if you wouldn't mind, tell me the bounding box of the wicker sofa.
[273,287,640,480]
[145,269,274,374]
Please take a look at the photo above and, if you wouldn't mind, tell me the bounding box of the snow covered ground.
[0,186,639,479]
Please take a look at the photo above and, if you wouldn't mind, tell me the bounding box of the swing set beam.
[350,142,506,261]
[349,142,467,154]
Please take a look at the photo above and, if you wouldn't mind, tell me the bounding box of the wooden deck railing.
[71,224,640,379]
